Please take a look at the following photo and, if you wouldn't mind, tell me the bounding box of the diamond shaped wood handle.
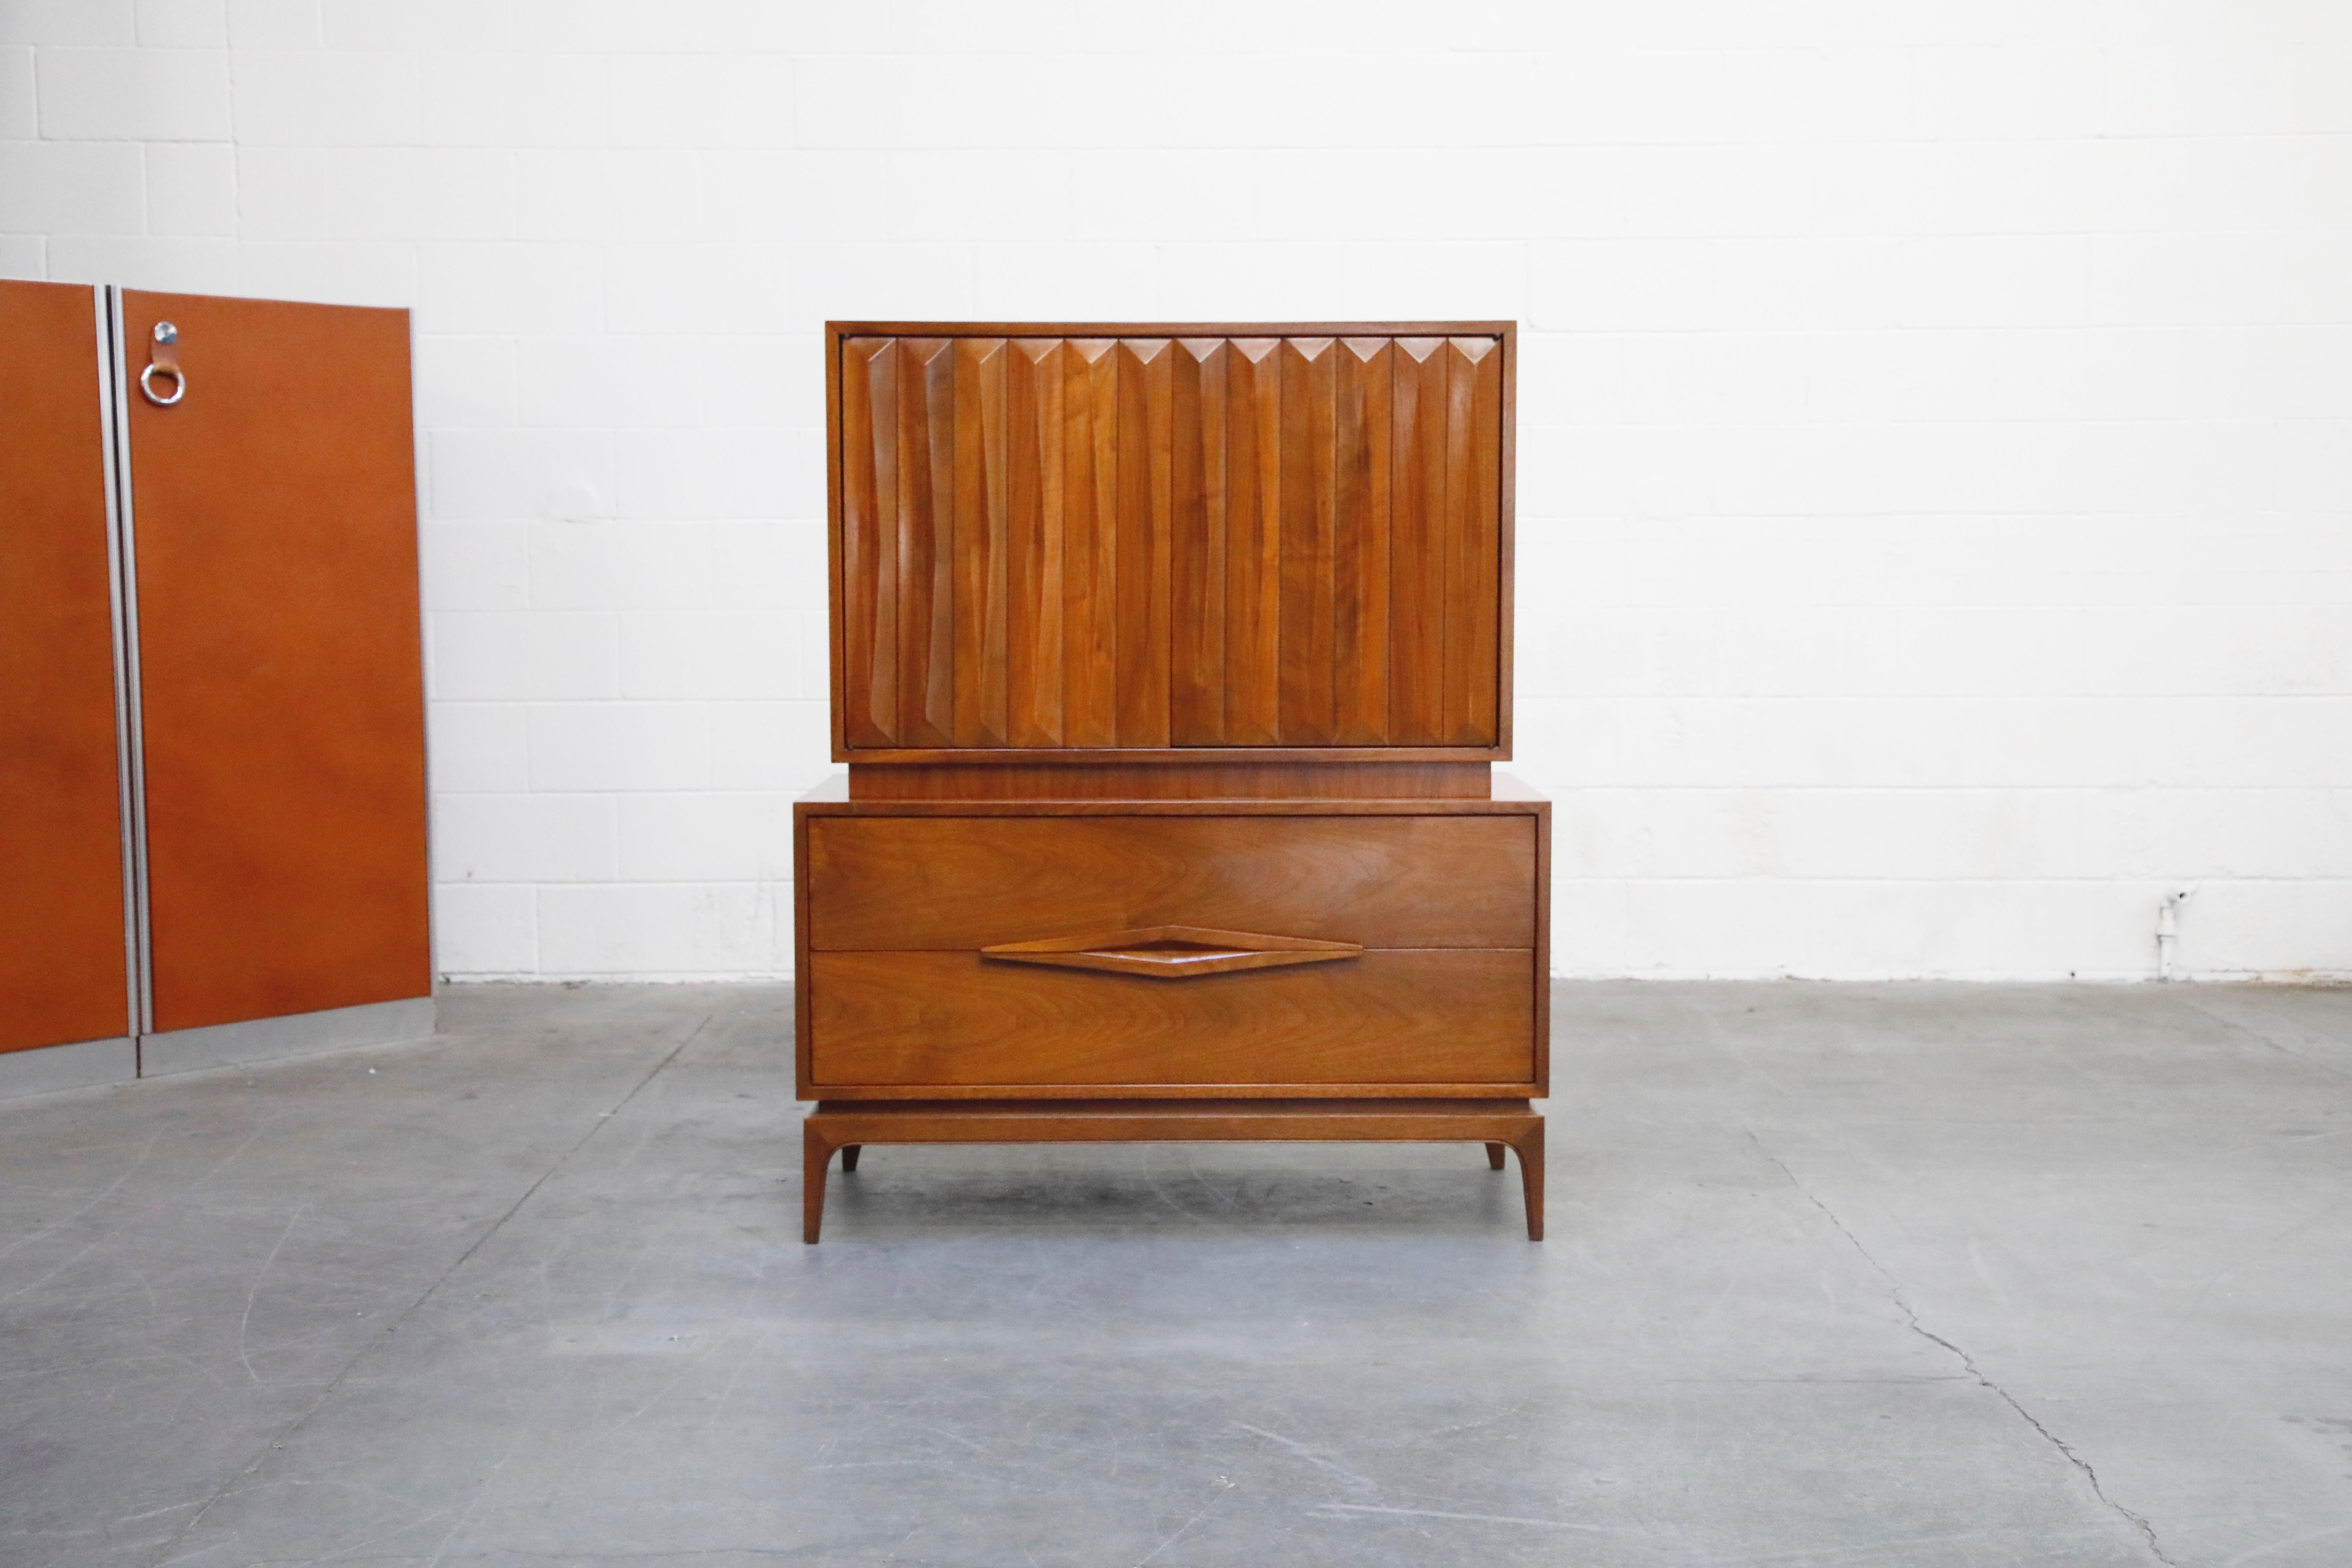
[980,925,1362,978]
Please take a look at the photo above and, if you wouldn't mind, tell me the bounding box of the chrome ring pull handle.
[139,361,186,407]
[140,320,184,406]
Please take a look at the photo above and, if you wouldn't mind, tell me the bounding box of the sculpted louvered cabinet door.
[828,326,1512,760]
[801,322,1544,1244]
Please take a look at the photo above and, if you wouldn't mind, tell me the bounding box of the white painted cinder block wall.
[5,0,2348,981]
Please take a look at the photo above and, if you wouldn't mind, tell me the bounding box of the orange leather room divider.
[0,281,133,1055]
[120,292,433,1035]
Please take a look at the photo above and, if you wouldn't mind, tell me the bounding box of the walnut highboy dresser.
[796,322,1549,1240]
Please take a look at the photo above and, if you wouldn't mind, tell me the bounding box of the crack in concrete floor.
[1758,1137,2179,1567]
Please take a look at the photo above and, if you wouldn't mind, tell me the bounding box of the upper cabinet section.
[828,323,1513,760]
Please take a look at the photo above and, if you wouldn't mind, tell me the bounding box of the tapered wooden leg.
[840,1144,861,1172]
[1484,1141,1507,1170]
[1513,1124,1544,1240]
[803,1123,832,1244]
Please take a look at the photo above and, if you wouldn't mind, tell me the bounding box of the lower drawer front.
[808,949,1534,1088]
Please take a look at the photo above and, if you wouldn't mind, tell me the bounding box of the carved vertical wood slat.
[1006,338,1064,746]
[1448,336,1503,744]
[1169,339,1227,744]
[840,337,898,745]
[922,342,960,742]
[1116,340,1173,746]
[1334,337,1392,744]
[1389,337,1447,746]
[1278,337,1337,744]
[1090,347,1124,736]
[1251,344,1286,743]
[1060,340,1118,748]
[1438,336,1475,747]
[896,338,955,747]
[1225,338,1281,746]
[952,338,1009,747]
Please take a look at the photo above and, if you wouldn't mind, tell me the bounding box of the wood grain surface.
[844,761,1493,799]
[124,291,431,1032]
[0,281,131,1053]
[806,325,1536,1228]
[830,325,1509,757]
[807,948,1534,1087]
[807,814,1537,951]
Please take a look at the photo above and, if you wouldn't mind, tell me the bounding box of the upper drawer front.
[836,333,1504,751]
[807,815,1535,952]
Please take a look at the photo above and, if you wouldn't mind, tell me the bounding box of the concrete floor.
[2,985,2348,1567]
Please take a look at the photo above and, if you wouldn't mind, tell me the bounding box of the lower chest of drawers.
[793,806,1549,1099]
